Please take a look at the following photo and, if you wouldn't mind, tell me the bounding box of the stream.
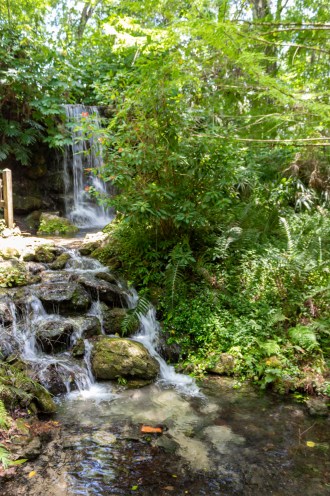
[1,245,329,496]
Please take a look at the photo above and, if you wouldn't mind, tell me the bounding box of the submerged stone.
[92,337,160,381]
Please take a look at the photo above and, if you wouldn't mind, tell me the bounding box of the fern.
[0,400,10,429]
[279,217,294,254]
[289,325,319,352]
[0,444,11,469]
[259,340,281,357]
[165,241,195,307]
[121,295,150,335]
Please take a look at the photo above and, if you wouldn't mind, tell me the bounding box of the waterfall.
[125,289,200,396]
[63,104,114,228]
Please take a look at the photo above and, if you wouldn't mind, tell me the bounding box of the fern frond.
[289,326,319,352]
[121,296,150,335]
[0,444,12,469]
[0,400,10,429]
[279,217,294,254]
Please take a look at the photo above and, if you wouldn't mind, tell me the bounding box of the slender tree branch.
[264,27,330,34]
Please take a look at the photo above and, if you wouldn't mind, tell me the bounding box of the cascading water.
[63,104,114,228]
[124,288,200,396]
[0,246,198,400]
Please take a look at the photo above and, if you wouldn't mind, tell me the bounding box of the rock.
[207,353,236,376]
[34,245,57,263]
[70,316,102,338]
[37,212,78,236]
[0,247,20,259]
[50,253,71,270]
[25,210,42,230]
[306,397,329,417]
[158,329,181,363]
[95,272,118,284]
[71,338,85,357]
[92,337,160,381]
[36,282,91,313]
[154,434,180,453]
[33,387,57,414]
[1,226,21,238]
[35,318,74,352]
[102,307,137,335]
[0,300,14,325]
[35,363,69,395]
[79,232,109,255]
[14,194,43,214]
[19,436,42,460]
[26,262,46,275]
[74,274,128,307]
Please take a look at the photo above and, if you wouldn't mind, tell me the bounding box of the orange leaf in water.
[140,425,163,434]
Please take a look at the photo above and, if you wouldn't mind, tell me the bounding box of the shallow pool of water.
[4,377,328,496]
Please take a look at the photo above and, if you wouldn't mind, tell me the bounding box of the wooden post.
[3,169,14,228]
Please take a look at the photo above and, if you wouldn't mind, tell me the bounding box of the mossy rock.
[206,353,236,376]
[72,338,85,358]
[35,318,74,353]
[36,282,91,313]
[92,337,160,381]
[50,252,71,270]
[103,307,138,336]
[33,387,56,414]
[34,245,56,263]
[37,213,78,235]
[0,247,20,260]
[14,195,42,214]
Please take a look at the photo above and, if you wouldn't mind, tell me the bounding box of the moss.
[34,246,56,263]
[37,214,78,235]
[50,252,71,270]
[33,387,56,414]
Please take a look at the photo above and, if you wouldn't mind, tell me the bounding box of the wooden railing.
[0,169,14,229]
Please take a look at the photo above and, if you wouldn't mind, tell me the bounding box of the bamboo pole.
[3,169,14,228]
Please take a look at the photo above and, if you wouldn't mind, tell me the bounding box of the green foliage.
[0,399,10,429]
[121,296,150,335]
[0,362,40,409]
[37,218,78,235]
[0,443,12,469]
[0,265,28,288]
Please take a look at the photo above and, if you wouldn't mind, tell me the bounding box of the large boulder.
[36,282,91,313]
[35,318,74,352]
[92,337,160,381]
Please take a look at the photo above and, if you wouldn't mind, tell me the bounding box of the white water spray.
[125,289,200,396]
[63,104,113,228]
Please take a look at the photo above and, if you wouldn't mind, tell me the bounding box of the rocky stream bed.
[0,233,329,495]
